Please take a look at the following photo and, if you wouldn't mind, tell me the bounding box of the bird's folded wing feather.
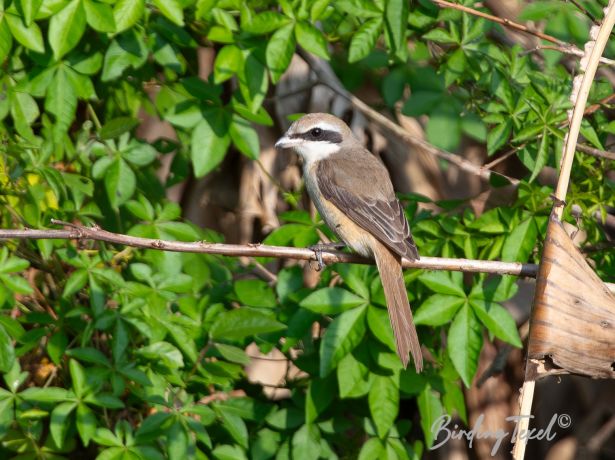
[316,156,419,261]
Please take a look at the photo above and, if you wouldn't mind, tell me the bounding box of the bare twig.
[298,50,519,185]
[431,0,615,67]
[576,143,615,161]
[0,221,538,277]
[567,0,599,24]
[431,0,565,44]
[530,45,615,67]
[587,414,615,452]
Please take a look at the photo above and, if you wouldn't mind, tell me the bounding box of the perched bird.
[275,113,423,372]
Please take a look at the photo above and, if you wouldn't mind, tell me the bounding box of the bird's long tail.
[373,242,423,372]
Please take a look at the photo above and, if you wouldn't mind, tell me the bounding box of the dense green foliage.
[0,0,613,458]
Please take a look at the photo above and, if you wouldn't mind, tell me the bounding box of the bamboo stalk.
[512,2,615,459]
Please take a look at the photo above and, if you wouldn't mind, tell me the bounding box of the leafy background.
[0,0,614,459]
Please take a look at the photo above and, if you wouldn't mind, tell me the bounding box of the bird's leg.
[308,242,347,271]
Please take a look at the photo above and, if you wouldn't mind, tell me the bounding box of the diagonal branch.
[431,0,615,67]
[0,220,538,277]
[298,50,518,185]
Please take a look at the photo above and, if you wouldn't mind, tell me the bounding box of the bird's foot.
[308,242,347,271]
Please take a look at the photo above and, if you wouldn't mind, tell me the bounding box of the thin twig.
[533,45,615,67]
[567,0,599,24]
[298,50,518,185]
[432,0,615,67]
[576,143,615,161]
[482,145,524,170]
[0,221,539,277]
[431,0,565,44]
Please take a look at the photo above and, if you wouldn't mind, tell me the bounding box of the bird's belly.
[304,165,374,258]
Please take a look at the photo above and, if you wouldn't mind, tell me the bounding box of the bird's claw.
[308,243,346,272]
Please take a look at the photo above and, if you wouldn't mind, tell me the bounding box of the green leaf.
[417,384,443,448]
[358,438,385,460]
[414,295,465,326]
[234,279,276,308]
[487,120,512,155]
[349,18,382,63]
[295,21,329,59]
[426,105,461,151]
[69,359,87,398]
[63,268,88,298]
[0,325,15,373]
[300,287,366,315]
[447,304,482,387]
[137,341,184,369]
[211,308,285,340]
[50,401,77,448]
[21,387,71,403]
[190,112,231,177]
[83,0,115,32]
[469,299,521,347]
[266,23,296,83]
[152,0,184,25]
[76,403,96,446]
[121,142,157,166]
[335,0,382,18]
[266,408,303,430]
[319,305,367,376]
[47,331,68,365]
[5,12,44,53]
[252,428,281,460]
[102,30,148,81]
[384,0,408,61]
[218,407,248,448]
[238,51,268,112]
[214,343,250,365]
[366,305,395,351]
[501,217,537,262]
[214,44,243,84]
[212,445,247,460]
[45,66,78,136]
[229,115,260,159]
[113,0,144,32]
[292,424,321,460]
[423,28,456,44]
[0,256,29,274]
[337,351,371,398]
[0,20,12,63]
[48,0,86,60]
[368,375,399,438]
[15,0,44,26]
[167,421,189,460]
[244,11,291,34]
[105,158,136,209]
[305,377,335,423]
[419,271,465,297]
[529,130,549,182]
[99,117,140,140]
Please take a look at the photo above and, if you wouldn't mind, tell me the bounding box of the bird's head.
[275,113,354,164]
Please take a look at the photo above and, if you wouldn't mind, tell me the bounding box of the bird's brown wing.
[316,155,419,261]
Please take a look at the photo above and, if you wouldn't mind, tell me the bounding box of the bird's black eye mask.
[291,127,343,144]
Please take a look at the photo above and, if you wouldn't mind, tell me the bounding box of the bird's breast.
[304,162,375,258]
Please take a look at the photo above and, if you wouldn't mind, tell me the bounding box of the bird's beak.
[275,135,301,150]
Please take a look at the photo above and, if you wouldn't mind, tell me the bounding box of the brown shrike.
[275,113,423,372]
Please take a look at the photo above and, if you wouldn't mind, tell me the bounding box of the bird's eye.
[310,127,323,138]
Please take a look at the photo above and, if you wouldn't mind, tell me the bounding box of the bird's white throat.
[295,141,340,166]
